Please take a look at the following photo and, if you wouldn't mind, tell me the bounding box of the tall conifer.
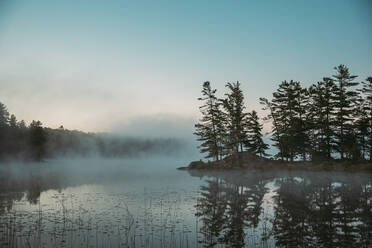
[194,81,225,161]
[245,110,268,157]
[222,81,247,154]
[359,76,372,160]
[332,65,359,159]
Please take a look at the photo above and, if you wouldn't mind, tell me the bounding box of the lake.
[0,157,371,248]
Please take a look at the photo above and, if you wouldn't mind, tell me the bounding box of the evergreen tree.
[0,102,10,158]
[194,81,225,161]
[354,101,369,160]
[0,102,9,127]
[268,80,308,161]
[29,120,47,161]
[17,120,26,129]
[307,78,336,160]
[245,110,268,157]
[359,76,372,160]
[222,81,247,154]
[9,114,17,128]
[332,65,359,159]
[294,85,310,161]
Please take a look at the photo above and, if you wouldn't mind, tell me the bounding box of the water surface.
[0,158,371,248]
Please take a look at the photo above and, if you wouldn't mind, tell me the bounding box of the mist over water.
[0,155,371,248]
[0,1,371,247]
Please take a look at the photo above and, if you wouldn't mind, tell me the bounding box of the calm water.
[0,157,371,248]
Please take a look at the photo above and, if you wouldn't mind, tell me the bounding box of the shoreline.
[179,152,372,173]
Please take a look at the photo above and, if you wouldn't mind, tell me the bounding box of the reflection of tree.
[195,178,227,247]
[0,172,64,215]
[0,175,25,214]
[245,180,266,228]
[309,177,371,248]
[222,179,267,248]
[272,174,372,248]
[358,183,372,248]
[333,183,360,247]
[273,178,313,247]
[222,184,248,248]
[308,177,338,247]
[195,175,267,248]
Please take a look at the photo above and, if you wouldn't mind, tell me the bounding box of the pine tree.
[17,120,27,129]
[29,120,47,161]
[294,85,310,161]
[222,81,247,154]
[9,114,17,128]
[194,81,225,161]
[0,102,9,127]
[354,104,369,160]
[359,76,372,160]
[0,102,10,158]
[269,80,308,161]
[308,78,335,160]
[245,110,268,157]
[332,65,359,159]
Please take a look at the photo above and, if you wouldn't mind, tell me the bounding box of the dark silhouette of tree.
[359,76,372,160]
[17,119,26,129]
[245,110,268,157]
[9,114,17,128]
[194,81,225,161]
[332,65,359,159]
[0,102,9,127]
[265,80,309,161]
[29,120,47,161]
[308,78,336,160]
[354,101,369,160]
[222,81,247,155]
[0,102,10,158]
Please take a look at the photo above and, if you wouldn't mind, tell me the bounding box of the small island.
[184,65,372,172]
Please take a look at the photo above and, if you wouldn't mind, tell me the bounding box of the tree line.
[0,102,183,162]
[195,64,372,162]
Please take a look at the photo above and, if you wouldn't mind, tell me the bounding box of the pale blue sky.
[0,0,371,133]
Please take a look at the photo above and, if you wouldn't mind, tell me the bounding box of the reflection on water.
[0,160,371,248]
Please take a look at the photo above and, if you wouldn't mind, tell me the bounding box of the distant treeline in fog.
[0,102,183,161]
[195,64,372,162]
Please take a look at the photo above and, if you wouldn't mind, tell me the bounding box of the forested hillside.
[0,102,182,161]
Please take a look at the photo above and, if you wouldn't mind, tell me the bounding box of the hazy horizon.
[1,0,371,134]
